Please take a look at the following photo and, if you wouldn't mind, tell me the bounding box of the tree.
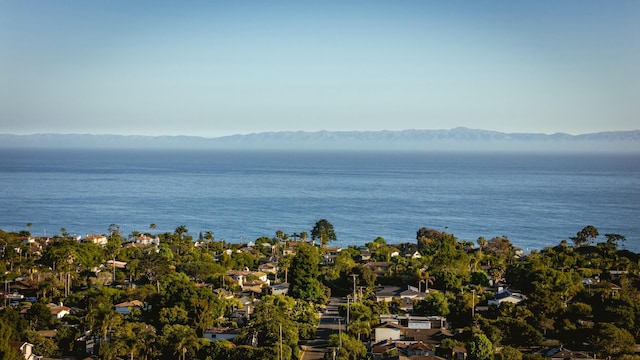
[327,333,367,360]
[477,237,488,253]
[159,324,199,360]
[112,322,156,360]
[311,219,336,246]
[0,319,24,360]
[24,329,58,357]
[54,326,80,355]
[159,306,189,326]
[588,323,635,358]
[288,242,324,303]
[245,295,299,360]
[571,225,599,247]
[496,346,522,360]
[26,302,55,330]
[174,225,189,240]
[466,333,494,360]
[414,292,450,317]
[605,233,626,248]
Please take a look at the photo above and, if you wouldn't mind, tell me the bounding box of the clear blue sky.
[1,1,638,137]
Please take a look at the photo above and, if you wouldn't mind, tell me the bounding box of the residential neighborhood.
[1,222,639,359]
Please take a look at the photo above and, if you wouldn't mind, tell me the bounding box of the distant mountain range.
[1,128,639,152]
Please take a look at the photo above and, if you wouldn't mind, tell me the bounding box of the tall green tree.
[311,219,336,246]
[288,242,325,303]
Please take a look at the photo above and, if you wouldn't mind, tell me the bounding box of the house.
[399,286,427,301]
[229,296,257,324]
[270,283,289,295]
[226,270,270,289]
[258,262,278,274]
[406,341,436,356]
[135,234,159,246]
[85,234,108,246]
[323,247,342,263]
[203,327,241,342]
[403,249,422,259]
[9,341,38,360]
[405,328,454,345]
[371,339,437,360]
[592,281,622,296]
[48,303,70,319]
[375,285,427,303]
[371,339,409,360]
[366,262,391,276]
[436,346,467,360]
[106,260,127,269]
[359,250,372,262]
[373,322,404,343]
[545,347,593,360]
[374,315,450,345]
[375,286,403,302]
[488,289,525,306]
[114,300,146,315]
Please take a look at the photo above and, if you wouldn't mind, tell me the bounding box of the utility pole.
[338,317,342,350]
[279,323,283,360]
[346,295,351,331]
[351,274,358,301]
[471,289,476,325]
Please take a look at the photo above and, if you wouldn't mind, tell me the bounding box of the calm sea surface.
[1,149,639,252]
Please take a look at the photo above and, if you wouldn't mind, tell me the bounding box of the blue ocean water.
[0,149,639,252]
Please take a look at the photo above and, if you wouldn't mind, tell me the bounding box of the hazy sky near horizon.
[1,1,638,137]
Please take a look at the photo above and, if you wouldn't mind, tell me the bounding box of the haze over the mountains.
[1,128,639,153]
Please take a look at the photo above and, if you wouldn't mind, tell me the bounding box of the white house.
[488,289,526,306]
[226,270,270,288]
[372,322,404,343]
[135,234,160,246]
[85,234,108,246]
[203,327,241,342]
[48,304,70,319]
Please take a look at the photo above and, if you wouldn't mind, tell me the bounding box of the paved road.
[301,297,343,360]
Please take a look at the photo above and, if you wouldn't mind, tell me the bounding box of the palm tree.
[26,222,33,236]
[100,310,123,342]
[477,237,487,253]
[279,255,292,283]
[174,225,188,240]
[420,270,435,292]
[161,324,199,360]
[348,319,371,341]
